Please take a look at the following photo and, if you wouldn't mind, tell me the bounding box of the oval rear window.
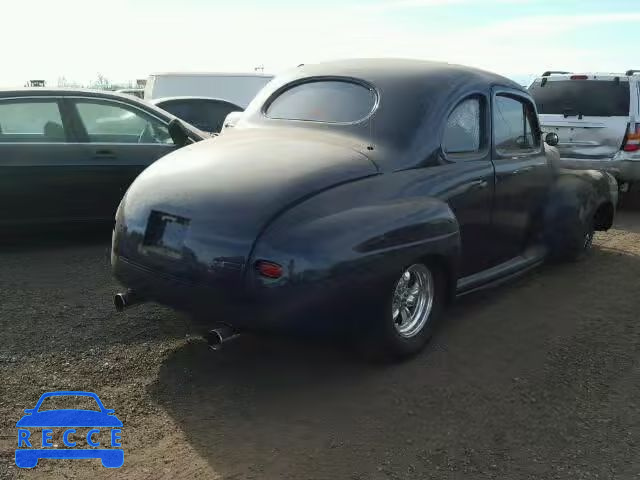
[265,80,376,123]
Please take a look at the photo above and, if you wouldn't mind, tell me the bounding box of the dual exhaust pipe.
[114,289,240,350]
[113,289,143,312]
[206,324,241,351]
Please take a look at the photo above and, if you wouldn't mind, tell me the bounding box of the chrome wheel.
[391,264,434,338]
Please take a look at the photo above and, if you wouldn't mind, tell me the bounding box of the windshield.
[37,395,101,412]
[529,79,630,117]
[160,100,242,133]
[265,80,376,123]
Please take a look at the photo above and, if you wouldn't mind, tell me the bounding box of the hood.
[116,128,377,284]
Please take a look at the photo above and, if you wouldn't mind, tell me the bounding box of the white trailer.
[144,72,274,108]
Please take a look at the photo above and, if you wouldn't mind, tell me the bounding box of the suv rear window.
[265,80,376,123]
[529,80,630,117]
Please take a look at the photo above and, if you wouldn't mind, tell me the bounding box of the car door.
[490,90,551,263]
[65,97,178,221]
[439,94,496,277]
[0,96,90,226]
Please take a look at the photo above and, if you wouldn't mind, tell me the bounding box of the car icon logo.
[15,391,123,468]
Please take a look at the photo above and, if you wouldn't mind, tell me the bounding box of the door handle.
[512,166,534,175]
[470,179,488,189]
[93,149,116,159]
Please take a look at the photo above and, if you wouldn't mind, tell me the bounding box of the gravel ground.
[1,210,639,479]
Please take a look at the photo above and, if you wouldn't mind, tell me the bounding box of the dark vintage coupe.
[112,59,617,359]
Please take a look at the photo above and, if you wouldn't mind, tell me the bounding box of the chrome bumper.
[559,153,640,182]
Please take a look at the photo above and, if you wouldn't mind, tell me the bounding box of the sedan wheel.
[391,264,434,338]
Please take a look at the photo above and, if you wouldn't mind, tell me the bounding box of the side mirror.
[545,132,559,147]
[168,119,190,148]
[24,409,34,414]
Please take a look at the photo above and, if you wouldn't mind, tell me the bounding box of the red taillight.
[570,75,589,80]
[623,124,640,152]
[255,260,283,279]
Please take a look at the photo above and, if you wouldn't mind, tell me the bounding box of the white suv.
[529,70,640,190]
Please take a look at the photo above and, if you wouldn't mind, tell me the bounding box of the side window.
[161,100,243,133]
[157,100,194,120]
[0,100,66,143]
[74,101,173,144]
[200,101,243,133]
[443,97,481,155]
[493,95,540,155]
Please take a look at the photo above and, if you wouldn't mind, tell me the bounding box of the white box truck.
[143,72,274,108]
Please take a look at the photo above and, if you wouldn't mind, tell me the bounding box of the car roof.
[241,58,525,171]
[35,391,102,403]
[295,58,521,90]
[0,87,150,101]
[151,96,243,106]
[150,72,274,78]
[533,72,638,81]
[38,390,100,397]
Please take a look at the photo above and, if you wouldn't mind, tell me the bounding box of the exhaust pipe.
[114,289,143,312]
[207,324,240,351]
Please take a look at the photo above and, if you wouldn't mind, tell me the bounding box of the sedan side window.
[0,100,66,143]
[493,95,540,155]
[443,98,481,155]
[74,101,173,144]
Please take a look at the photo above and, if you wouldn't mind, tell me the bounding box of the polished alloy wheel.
[391,264,434,338]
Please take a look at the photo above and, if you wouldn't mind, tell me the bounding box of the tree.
[91,73,111,90]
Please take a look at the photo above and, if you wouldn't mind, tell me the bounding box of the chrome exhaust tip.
[114,289,143,312]
[207,324,240,351]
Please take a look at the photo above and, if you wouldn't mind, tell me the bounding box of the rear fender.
[249,182,461,307]
[543,169,615,244]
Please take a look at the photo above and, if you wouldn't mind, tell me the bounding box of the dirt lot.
[1,210,639,480]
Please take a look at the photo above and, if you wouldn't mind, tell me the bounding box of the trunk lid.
[116,129,377,286]
[538,115,629,159]
[530,78,631,159]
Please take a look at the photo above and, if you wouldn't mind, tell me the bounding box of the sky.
[2,0,639,87]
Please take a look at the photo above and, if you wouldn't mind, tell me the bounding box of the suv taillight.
[623,123,640,152]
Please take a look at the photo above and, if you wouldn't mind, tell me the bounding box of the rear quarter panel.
[248,172,461,314]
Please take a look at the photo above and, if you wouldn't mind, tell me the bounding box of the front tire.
[362,262,445,361]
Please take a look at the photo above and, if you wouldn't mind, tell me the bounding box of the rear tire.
[549,214,594,262]
[360,262,445,362]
